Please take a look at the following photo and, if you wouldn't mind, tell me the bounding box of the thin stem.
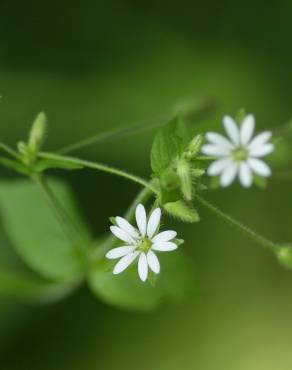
[33,174,88,251]
[56,99,215,154]
[92,185,154,260]
[57,114,173,154]
[0,142,20,160]
[195,194,280,252]
[38,152,158,194]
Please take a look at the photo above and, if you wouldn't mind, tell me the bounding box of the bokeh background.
[1,1,292,369]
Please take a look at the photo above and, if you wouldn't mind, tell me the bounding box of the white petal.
[240,114,255,145]
[239,162,252,187]
[152,242,178,252]
[110,226,135,244]
[223,116,240,145]
[220,162,238,187]
[205,132,234,149]
[147,208,161,238]
[249,143,274,157]
[113,251,139,274]
[152,230,177,244]
[138,252,148,282]
[207,157,232,176]
[147,250,160,273]
[248,158,271,177]
[248,131,272,150]
[115,216,139,239]
[201,144,230,157]
[135,204,147,237]
[106,246,136,259]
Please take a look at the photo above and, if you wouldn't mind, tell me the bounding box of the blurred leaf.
[0,178,90,281]
[88,249,196,311]
[150,117,190,174]
[0,269,80,303]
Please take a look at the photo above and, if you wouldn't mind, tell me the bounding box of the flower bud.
[177,159,192,201]
[186,134,203,159]
[28,112,47,156]
[277,245,292,269]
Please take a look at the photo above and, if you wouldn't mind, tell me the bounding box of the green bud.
[186,134,203,159]
[164,200,200,223]
[236,108,246,124]
[160,170,180,191]
[191,168,205,177]
[277,245,292,269]
[28,112,47,156]
[109,217,117,226]
[177,159,192,201]
[17,141,28,156]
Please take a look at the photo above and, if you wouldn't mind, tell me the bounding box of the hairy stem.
[38,152,158,193]
[195,194,280,252]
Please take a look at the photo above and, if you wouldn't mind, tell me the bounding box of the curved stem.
[56,99,215,155]
[57,114,173,154]
[38,152,158,194]
[195,194,280,252]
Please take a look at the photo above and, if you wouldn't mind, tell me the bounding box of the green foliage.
[0,178,90,281]
[150,117,190,174]
[0,157,31,175]
[163,201,200,223]
[0,269,79,303]
[88,250,196,311]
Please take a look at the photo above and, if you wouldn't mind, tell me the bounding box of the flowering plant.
[0,105,291,310]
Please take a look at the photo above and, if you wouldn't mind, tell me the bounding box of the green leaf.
[88,249,196,311]
[0,178,90,281]
[33,158,84,172]
[163,200,200,223]
[0,269,80,303]
[150,117,190,174]
[0,157,30,175]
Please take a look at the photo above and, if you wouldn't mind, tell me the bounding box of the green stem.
[56,99,215,154]
[195,194,280,252]
[57,114,173,154]
[33,174,88,251]
[0,142,20,160]
[38,152,158,194]
[93,185,154,260]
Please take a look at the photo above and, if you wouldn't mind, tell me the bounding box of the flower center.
[138,238,152,252]
[232,147,248,162]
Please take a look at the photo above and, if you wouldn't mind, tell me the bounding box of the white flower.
[106,204,178,282]
[201,114,274,188]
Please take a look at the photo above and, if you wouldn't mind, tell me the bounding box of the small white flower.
[201,114,274,188]
[106,204,178,282]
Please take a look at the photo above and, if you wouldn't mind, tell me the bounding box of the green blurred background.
[1,1,292,369]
